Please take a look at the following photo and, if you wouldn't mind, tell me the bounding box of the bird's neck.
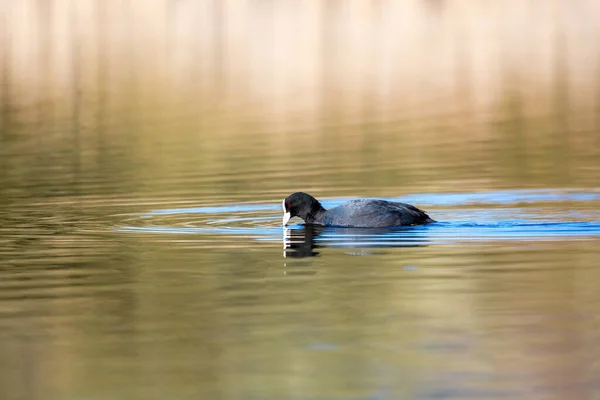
[304,205,326,224]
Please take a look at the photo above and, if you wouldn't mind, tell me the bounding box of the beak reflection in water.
[283,227,291,258]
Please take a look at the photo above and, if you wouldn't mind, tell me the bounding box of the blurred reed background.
[1,0,599,197]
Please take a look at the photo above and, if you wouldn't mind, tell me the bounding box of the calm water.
[2,2,600,400]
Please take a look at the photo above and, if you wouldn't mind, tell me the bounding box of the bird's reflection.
[283,224,430,258]
[283,225,324,258]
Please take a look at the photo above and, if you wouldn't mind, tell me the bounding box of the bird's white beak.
[282,212,291,226]
[282,199,291,226]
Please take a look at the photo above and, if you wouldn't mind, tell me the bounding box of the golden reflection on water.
[1,1,599,196]
[1,2,600,400]
[2,240,599,399]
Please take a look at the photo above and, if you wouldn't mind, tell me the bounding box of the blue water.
[119,190,600,249]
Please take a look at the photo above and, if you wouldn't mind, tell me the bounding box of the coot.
[282,192,435,228]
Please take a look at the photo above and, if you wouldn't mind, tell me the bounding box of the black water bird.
[282,192,435,228]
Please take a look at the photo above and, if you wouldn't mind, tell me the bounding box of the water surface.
[1,2,600,400]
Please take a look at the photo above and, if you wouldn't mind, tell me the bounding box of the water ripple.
[118,190,600,249]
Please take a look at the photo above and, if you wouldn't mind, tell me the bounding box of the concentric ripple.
[118,189,600,251]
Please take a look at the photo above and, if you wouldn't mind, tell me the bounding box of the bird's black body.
[282,192,435,228]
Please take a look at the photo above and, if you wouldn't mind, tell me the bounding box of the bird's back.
[319,199,433,227]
